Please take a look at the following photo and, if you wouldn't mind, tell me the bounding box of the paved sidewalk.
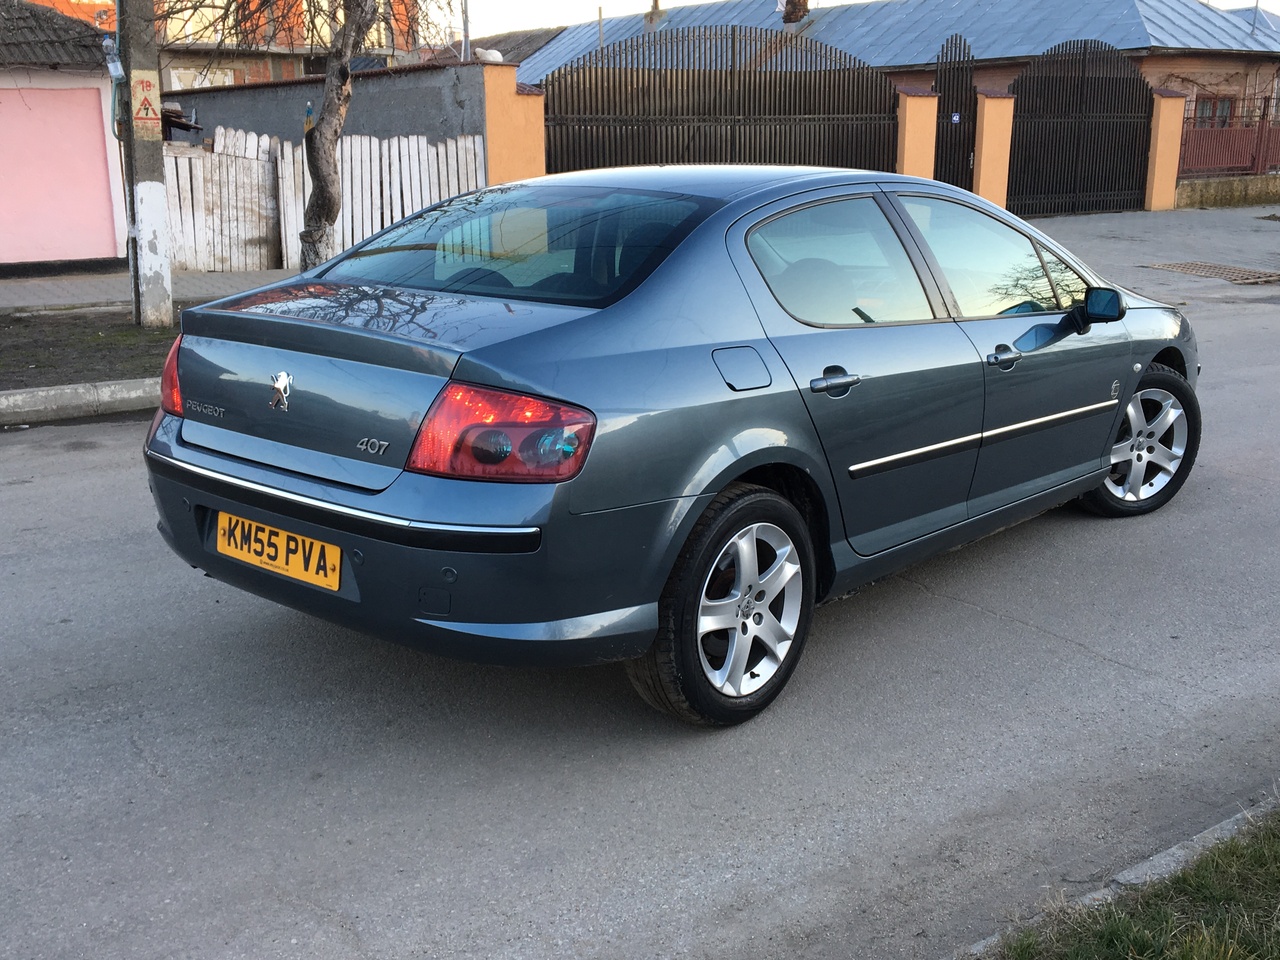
[0,268,294,315]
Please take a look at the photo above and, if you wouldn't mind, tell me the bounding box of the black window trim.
[1034,239,1090,311]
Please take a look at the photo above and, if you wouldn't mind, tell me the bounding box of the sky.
[456,0,1280,43]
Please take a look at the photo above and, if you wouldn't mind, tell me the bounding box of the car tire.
[625,482,816,726]
[1080,363,1201,517]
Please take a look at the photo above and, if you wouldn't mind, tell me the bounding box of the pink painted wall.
[0,86,118,262]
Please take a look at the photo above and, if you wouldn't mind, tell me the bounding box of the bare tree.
[154,0,453,267]
[300,0,380,267]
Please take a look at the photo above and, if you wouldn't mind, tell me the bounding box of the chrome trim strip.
[848,399,1119,476]
[849,433,982,474]
[981,399,1118,439]
[145,450,541,537]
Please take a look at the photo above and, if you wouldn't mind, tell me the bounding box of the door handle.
[986,345,1023,367]
[810,373,862,395]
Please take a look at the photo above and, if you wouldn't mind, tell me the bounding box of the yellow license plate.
[215,512,341,591]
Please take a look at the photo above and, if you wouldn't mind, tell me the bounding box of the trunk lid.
[174,280,591,491]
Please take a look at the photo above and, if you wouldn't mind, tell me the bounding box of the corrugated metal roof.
[517,3,770,82]
[516,0,1280,83]
[1225,5,1280,35]
[429,27,571,65]
[0,0,106,68]
[476,27,571,64]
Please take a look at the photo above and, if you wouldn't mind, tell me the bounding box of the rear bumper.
[144,416,684,667]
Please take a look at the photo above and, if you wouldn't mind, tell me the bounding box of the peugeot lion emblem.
[269,371,294,411]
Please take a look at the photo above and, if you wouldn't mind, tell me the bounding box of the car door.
[890,192,1133,517]
[729,190,986,557]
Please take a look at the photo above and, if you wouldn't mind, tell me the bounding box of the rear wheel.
[625,483,815,726]
[1081,363,1200,517]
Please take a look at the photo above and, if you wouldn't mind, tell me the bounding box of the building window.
[1194,97,1235,128]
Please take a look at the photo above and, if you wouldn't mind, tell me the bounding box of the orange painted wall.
[482,64,545,185]
[0,86,118,262]
[896,89,937,179]
[24,0,114,29]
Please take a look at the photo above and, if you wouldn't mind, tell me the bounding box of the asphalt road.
[3,209,1278,960]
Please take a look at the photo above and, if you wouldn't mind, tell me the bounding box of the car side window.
[747,197,933,326]
[898,196,1059,318]
[1037,243,1089,309]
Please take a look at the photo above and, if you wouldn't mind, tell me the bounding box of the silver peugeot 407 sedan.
[144,166,1201,725]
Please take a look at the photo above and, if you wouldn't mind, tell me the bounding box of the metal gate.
[543,26,898,174]
[1006,39,1153,216]
[933,34,976,191]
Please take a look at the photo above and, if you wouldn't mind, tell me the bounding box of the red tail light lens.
[407,383,596,482]
[160,335,183,416]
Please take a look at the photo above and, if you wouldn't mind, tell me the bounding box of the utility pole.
[116,0,173,328]
[461,0,470,62]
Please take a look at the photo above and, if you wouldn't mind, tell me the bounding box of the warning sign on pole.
[131,70,163,141]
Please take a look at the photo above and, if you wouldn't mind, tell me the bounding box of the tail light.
[161,335,183,416]
[407,382,595,482]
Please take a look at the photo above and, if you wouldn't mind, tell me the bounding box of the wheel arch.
[656,435,843,607]
[732,462,838,602]
[1149,346,1188,379]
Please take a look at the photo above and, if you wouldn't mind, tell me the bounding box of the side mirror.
[1084,287,1125,322]
[1069,286,1125,334]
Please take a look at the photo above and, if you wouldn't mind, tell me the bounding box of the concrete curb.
[0,378,159,427]
[948,791,1279,958]
[0,302,132,319]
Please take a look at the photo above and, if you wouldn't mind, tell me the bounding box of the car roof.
[524,164,927,202]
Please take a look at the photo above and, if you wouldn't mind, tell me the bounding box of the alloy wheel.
[1105,386,1189,502]
[696,521,803,697]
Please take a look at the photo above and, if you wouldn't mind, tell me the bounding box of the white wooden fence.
[164,131,279,272]
[165,127,487,272]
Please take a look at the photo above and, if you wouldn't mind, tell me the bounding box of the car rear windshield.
[321,184,722,307]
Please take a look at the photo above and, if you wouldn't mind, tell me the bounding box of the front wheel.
[1080,363,1201,517]
[625,483,816,726]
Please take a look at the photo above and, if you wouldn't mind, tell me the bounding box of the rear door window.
[746,197,934,326]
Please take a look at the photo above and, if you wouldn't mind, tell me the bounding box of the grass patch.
[0,310,177,391]
[986,808,1280,960]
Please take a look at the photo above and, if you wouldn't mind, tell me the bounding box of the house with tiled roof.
[0,0,127,266]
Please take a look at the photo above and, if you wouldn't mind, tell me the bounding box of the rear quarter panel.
[452,219,841,522]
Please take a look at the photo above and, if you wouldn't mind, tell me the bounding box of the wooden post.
[895,88,938,180]
[973,90,1015,208]
[1146,89,1188,211]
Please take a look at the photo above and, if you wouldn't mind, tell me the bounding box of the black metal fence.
[933,34,977,191]
[543,26,898,174]
[1007,39,1153,217]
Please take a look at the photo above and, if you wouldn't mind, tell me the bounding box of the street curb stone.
[948,791,1279,958]
[0,378,159,426]
[0,302,129,319]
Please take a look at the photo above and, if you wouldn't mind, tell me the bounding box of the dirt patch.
[1,308,182,391]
